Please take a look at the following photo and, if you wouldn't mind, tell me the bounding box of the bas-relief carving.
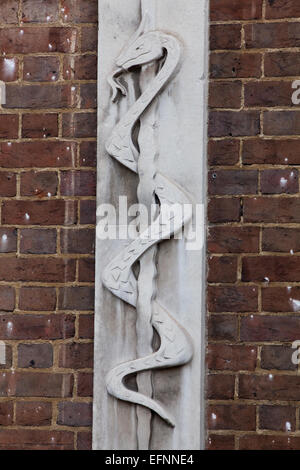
[102,11,194,449]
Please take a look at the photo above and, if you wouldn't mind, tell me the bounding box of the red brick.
[207,404,256,431]
[77,372,93,396]
[243,139,300,165]
[0,0,18,23]
[208,139,239,166]
[81,26,97,52]
[262,227,300,253]
[206,374,235,400]
[209,111,260,137]
[61,0,98,23]
[241,315,300,342]
[239,435,300,451]
[19,287,56,311]
[265,51,300,77]
[0,315,74,340]
[0,429,73,450]
[243,197,300,223]
[266,0,300,19]
[0,171,16,196]
[208,198,241,223]
[0,57,18,81]
[80,141,97,167]
[207,344,257,371]
[60,170,96,196]
[77,432,92,450]
[20,228,56,254]
[64,55,97,80]
[210,24,241,50]
[58,402,92,427]
[245,22,300,49]
[62,113,97,138]
[208,286,258,312]
[81,83,97,109]
[239,374,300,401]
[22,113,58,138]
[210,0,262,20]
[0,345,12,369]
[0,141,76,168]
[0,402,13,426]
[208,315,238,341]
[0,228,17,253]
[210,52,261,79]
[208,226,259,253]
[80,200,96,224]
[78,258,95,283]
[208,256,237,283]
[261,345,297,371]
[18,343,53,368]
[242,255,300,282]
[22,0,59,23]
[20,171,58,197]
[0,115,18,139]
[207,435,235,451]
[0,258,76,282]
[5,84,79,109]
[264,111,300,136]
[0,372,73,398]
[58,286,94,311]
[2,200,77,225]
[209,81,241,109]
[58,343,93,369]
[60,228,95,254]
[16,401,52,426]
[23,56,59,82]
[262,286,300,312]
[78,315,94,339]
[245,81,294,107]
[261,169,298,194]
[0,286,15,311]
[0,28,78,54]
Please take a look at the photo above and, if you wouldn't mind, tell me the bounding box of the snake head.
[116,32,164,70]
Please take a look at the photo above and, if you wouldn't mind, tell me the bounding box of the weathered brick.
[208,286,258,312]
[0,372,73,397]
[0,228,17,253]
[62,113,97,138]
[0,0,18,24]
[239,374,300,401]
[16,401,52,426]
[78,258,95,283]
[262,227,300,253]
[266,0,300,19]
[81,26,97,52]
[261,169,298,194]
[18,343,53,368]
[210,24,241,50]
[0,258,76,282]
[0,286,15,311]
[61,0,98,23]
[245,81,294,107]
[0,115,18,139]
[0,141,76,168]
[79,141,97,167]
[0,57,18,82]
[264,111,300,135]
[208,226,259,253]
[261,345,297,371]
[81,83,97,109]
[23,56,59,82]
[5,84,79,109]
[207,344,257,371]
[208,315,238,341]
[0,315,75,340]
[206,374,235,400]
[77,372,93,396]
[58,286,94,311]
[209,81,242,109]
[64,55,97,80]
[80,200,96,224]
[208,198,241,223]
[243,139,300,165]
[243,197,300,223]
[208,139,240,166]
[265,51,300,77]
[0,28,78,54]
[210,52,261,79]
[20,171,58,197]
[262,286,300,312]
[241,315,300,342]
[239,435,300,451]
[58,343,93,369]
[19,287,56,311]
[78,315,94,339]
[0,429,73,450]
[210,0,262,20]
[22,0,59,23]
[207,435,235,451]
[60,228,95,254]
[22,113,58,138]
[60,170,96,196]
[77,432,92,450]
[207,404,256,431]
[209,111,260,137]
[58,402,92,427]
[20,228,57,254]
[2,200,77,225]
[242,256,300,282]
[0,172,16,197]
[245,22,300,49]
[208,256,237,283]
[0,402,13,426]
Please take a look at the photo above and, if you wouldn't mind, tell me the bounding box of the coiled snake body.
[103,21,194,428]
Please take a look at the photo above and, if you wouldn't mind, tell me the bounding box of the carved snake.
[102,18,194,427]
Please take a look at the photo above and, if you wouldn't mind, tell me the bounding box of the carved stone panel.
[94,0,208,450]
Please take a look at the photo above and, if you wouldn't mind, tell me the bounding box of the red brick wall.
[0,0,97,450]
[207,0,300,450]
